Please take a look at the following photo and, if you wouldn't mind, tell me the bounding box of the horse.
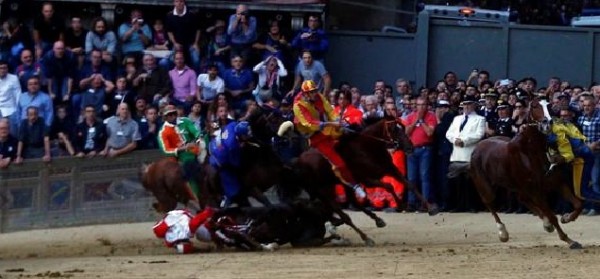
[469,98,584,249]
[209,200,345,250]
[140,157,202,213]
[271,115,439,246]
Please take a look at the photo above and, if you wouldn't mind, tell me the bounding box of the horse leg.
[471,175,508,242]
[347,180,387,227]
[330,202,375,246]
[389,170,439,216]
[558,182,584,224]
[537,204,582,249]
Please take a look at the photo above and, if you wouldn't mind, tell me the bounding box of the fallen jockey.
[152,207,278,253]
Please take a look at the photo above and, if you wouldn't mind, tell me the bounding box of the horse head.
[362,116,413,154]
[247,105,291,143]
[528,98,552,134]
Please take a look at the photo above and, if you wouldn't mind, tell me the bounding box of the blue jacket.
[209,121,241,168]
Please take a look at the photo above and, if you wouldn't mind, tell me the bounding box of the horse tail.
[447,162,470,179]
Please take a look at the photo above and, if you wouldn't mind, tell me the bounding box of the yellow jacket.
[552,120,586,162]
[292,92,341,138]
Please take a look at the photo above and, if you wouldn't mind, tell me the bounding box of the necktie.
[459,115,469,132]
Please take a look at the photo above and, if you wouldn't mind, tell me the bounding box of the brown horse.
[283,116,439,246]
[469,98,584,249]
[140,157,202,213]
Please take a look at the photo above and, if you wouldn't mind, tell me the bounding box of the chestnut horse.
[469,98,584,249]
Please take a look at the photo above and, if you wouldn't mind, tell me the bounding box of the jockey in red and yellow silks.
[293,80,366,199]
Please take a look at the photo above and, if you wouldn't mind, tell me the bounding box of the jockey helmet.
[234,121,252,137]
[301,80,318,93]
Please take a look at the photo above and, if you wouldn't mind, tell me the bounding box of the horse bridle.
[357,120,403,149]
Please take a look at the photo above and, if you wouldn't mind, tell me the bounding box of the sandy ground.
[1,211,600,279]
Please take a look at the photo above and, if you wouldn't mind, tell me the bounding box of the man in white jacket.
[444,95,486,212]
[446,95,486,163]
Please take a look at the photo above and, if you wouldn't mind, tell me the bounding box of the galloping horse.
[275,115,438,245]
[469,98,584,249]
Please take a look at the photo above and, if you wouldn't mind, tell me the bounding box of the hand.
[87,151,97,158]
[454,138,464,147]
[300,32,312,40]
[138,73,148,80]
[266,45,277,53]
[49,92,56,100]
[279,38,288,45]
[469,70,478,79]
[102,104,109,112]
[42,154,51,162]
[62,94,70,102]
[99,150,107,157]
[14,156,23,164]
[108,149,119,158]
[75,152,85,158]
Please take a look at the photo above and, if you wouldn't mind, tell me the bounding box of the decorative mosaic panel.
[83,178,147,202]
[7,188,34,210]
[48,180,70,211]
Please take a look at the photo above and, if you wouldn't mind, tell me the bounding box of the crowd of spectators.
[0,0,330,164]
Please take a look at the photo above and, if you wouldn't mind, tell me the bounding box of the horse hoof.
[499,234,509,243]
[569,242,583,249]
[543,224,555,233]
[428,204,440,216]
[375,219,387,228]
[560,214,571,224]
[364,238,376,247]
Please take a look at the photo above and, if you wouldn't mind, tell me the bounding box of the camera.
[134,18,144,24]
[239,11,248,16]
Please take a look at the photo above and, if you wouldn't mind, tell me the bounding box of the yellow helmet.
[301,80,318,93]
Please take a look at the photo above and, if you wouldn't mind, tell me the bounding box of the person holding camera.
[227,4,257,61]
[119,9,152,62]
[291,15,329,62]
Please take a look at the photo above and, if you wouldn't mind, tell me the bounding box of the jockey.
[158,104,204,200]
[208,105,252,207]
[152,207,216,254]
[292,80,366,199]
[550,106,597,200]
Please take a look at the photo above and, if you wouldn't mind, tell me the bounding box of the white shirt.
[197,74,225,102]
[0,73,21,117]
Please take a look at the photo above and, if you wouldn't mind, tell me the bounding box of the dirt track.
[1,211,600,279]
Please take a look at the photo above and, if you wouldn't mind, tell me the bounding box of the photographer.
[291,15,329,62]
[118,9,152,62]
[227,4,257,61]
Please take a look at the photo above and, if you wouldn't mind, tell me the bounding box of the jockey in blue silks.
[209,108,252,207]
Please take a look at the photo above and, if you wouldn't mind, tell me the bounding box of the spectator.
[133,97,148,121]
[118,9,152,61]
[64,16,87,68]
[288,50,331,97]
[291,15,328,62]
[1,17,32,69]
[78,49,114,89]
[101,103,140,158]
[187,101,204,132]
[106,76,136,118]
[168,52,197,112]
[147,19,170,51]
[165,0,201,71]
[133,54,171,104]
[0,59,21,133]
[14,49,42,90]
[41,41,76,104]
[222,55,254,115]
[350,86,361,108]
[362,95,383,120]
[0,118,17,168]
[196,63,225,112]
[80,75,114,117]
[32,2,64,59]
[16,106,51,163]
[121,55,140,87]
[578,99,600,215]
[205,19,230,74]
[137,106,161,150]
[227,4,257,60]
[432,100,455,211]
[85,17,117,63]
[252,56,287,104]
[445,96,486,212]
[49,104,75,156]
[253,19,291,63]
[73,105,106,158]
[403,97,437,212]
[16,76,53,127]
